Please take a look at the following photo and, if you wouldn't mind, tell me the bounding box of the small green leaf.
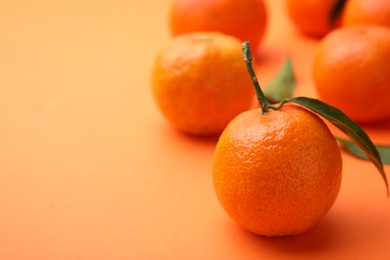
[264,58,295,103]
[279,96,389,196]
[330,0,347,27]
[337,137,390,165]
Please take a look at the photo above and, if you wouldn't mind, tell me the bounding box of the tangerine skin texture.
[342,0,390,29]
[151,32,255,135]
[313,25,390,123]
[169,0,267,49]
[212,104,342,236]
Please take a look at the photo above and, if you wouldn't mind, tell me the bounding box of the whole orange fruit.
[342,0,390,29]
[151,32,255,135]
[285,0,340,37]
[169,0,267,50]
[212,103,342,236]
[313,25,390,123]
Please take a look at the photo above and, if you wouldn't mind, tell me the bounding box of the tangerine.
[313,25,390,123]
[212,43,343,236]
[342,0,390,29]
[212,104,342,236]
[285,0,340,37]
[151,32,255,135]
[169,0,267,50]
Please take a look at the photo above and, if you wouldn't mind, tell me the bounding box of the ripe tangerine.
[151,32,255,135]
[169,0,267,50]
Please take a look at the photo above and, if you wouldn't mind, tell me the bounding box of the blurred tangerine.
[151,32,255,135]
[313,25,390,123]
[342,0,390,29]
[286,0,341,37]
[169,0,267,50]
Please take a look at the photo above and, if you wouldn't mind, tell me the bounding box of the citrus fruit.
[212,103,342,236]
[212,42,343,236]
[313,25,390,123]
[151,32,255,135]
[342,0,390,29]
[169,0,267,50]
[285,0,340,37]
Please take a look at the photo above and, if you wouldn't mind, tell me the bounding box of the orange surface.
[0,0,389,259]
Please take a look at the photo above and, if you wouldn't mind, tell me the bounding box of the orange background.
[1,0,390,259]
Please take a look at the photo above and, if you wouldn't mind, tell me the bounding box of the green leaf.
[264,58,295,103]
[279,96,389,196]
[337,137,390,165]
[330,0,347,27]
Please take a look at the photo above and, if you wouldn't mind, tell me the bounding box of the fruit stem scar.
[242,41,281,114]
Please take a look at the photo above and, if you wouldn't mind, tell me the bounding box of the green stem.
[242,42,277,114]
